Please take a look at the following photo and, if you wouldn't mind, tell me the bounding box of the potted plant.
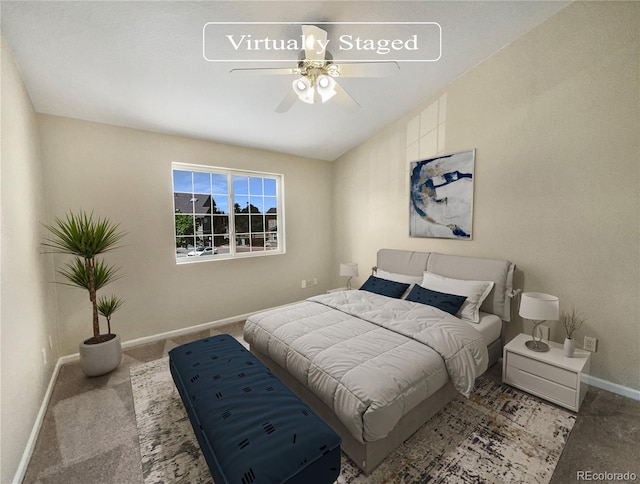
[44,211,126,376]
[560,307,585,357]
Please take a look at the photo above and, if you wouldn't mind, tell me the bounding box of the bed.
[243,249,516,474]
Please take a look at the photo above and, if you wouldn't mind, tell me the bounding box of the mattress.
[473,312,503,346]
[244,290,488,444]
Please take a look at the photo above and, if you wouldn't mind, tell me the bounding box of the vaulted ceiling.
[1,1,569,160]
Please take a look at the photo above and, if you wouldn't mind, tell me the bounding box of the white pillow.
[376,269,423,285]
[421,272,494,323]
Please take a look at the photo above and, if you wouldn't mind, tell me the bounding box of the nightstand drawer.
[506,352,577,388]
[505,365,577,408]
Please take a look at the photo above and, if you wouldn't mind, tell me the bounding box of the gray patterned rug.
[131,358,575,484]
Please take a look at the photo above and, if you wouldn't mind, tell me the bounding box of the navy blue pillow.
[405,285,467,315]
[359,276,409,298]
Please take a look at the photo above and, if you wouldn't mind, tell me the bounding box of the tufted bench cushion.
[169,334,341,484]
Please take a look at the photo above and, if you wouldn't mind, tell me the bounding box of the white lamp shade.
[339,262,359,277]
[292,77,314,104]
[316,75,337,103]
[519,292,559,321]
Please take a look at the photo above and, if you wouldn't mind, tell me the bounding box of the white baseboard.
[582,374,640,401]
[56,304,297,363]
[12,358,64,484]
[120,311,254,349]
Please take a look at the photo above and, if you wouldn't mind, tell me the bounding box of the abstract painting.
[410,150,475,239]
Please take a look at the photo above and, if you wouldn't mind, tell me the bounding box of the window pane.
[213,215,228,235]
[196,236,213,247]
[176,237,194,258]
[173,170,192,193]
[212,195,228,214]
[236,235,250,252]
[264,196,277,213]
[265,235,278,250]
[251,234,265,251]
[174,193,194,214]
[214,236,230,255]
[195,215,212,235]
[250,196,264,213]
[175,214,194,235]
[251,215,264,232]
[250,177,263,195]
[233,175,249,195]
[234,196,249,213]
[235,214,249,233]
[212,174,228,194]
[264,178,277,196]
[194,172,211,194]
[266,214,278,232]
[193,194,213,214]
[249,201,261,213]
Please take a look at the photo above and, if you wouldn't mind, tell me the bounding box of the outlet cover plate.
[584,336,598,352]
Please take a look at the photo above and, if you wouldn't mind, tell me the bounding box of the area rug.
[131,358,576,484]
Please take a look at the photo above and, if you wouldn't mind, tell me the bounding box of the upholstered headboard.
[376,249,516,321]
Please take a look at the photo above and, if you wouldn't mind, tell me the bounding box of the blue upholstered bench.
[169,334,342,484]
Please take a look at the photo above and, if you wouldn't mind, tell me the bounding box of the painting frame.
[409,149,475,240]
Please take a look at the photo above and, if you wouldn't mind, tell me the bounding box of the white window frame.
[172,162,286,263]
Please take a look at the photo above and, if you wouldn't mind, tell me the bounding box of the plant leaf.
[56,257,121,290]
[43,210,126,258]
[97,294,125,317]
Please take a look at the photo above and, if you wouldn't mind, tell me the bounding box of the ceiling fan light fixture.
[316,75,337,103]
[292,76,315,104]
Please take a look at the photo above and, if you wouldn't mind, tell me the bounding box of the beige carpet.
[131,357,576,484]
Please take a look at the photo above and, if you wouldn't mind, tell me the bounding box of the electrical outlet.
[313,278,318,286]
[306,280,312,288]
[49,335,54,350]
[301,280,307,289]
[584,336,598,352]
[42,347,48,366]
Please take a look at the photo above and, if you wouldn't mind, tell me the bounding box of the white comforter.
[243,290,488,443]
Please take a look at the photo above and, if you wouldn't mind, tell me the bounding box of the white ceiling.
[1,1,569,161]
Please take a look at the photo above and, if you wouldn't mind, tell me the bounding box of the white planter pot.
[79,334,122,376]
[563,337,575,358]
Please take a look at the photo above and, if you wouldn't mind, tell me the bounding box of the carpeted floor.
[130,357,575,483]
[23,321,640,483]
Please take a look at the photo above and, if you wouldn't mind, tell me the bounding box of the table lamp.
[339,262,359,290]
[519,292,559,352]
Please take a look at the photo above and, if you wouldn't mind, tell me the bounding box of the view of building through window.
[172,164,283,261]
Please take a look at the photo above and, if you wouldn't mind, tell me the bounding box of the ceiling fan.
[230,25,399,113]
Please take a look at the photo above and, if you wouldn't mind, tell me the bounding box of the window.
[172,163,284,262]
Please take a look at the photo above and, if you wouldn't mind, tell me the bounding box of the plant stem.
[86,257,100,339]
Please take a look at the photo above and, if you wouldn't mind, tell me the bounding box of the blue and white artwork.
[410,150,475,239]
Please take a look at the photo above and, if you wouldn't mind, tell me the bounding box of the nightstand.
[503,333,591,412]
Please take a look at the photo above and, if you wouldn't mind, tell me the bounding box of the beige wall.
[37,115,334,355]
[1,36,60,483]
[332,2,640,391]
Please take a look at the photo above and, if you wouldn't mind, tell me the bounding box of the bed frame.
[251,249,516,475]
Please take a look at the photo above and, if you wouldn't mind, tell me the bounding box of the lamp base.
[525,339,550,352]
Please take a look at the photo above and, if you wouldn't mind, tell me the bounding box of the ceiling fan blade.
[275,89,299,113]
[301,25,328,61]
[335,62,400,78]
[333,81,360,113]
[230,67,299,76]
